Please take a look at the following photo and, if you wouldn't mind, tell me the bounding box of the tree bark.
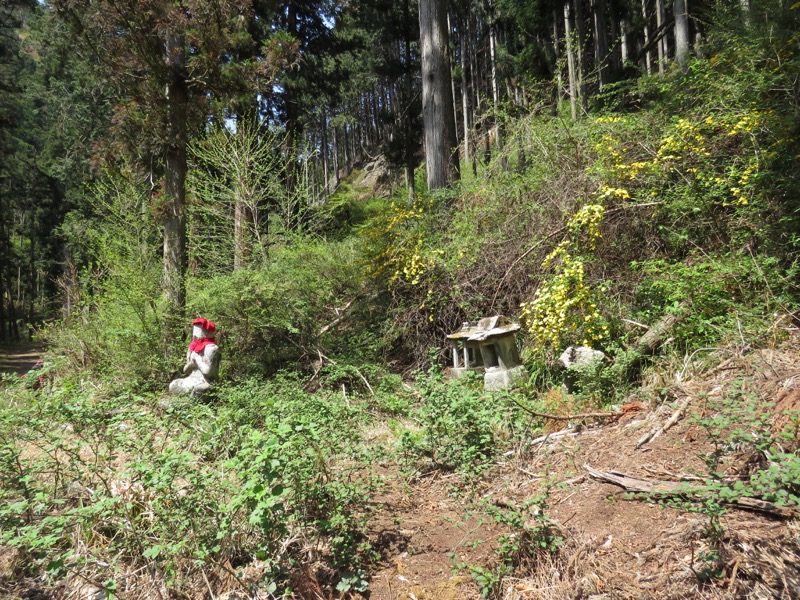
[552,13,563,114]
[0,191,6,342]
[233,197,247,271]
[404,0,416,204]
[460,20,471,168]
[620,18,629,66]
[592,0,610,88]
[488,2,505,169]
[641,0,653,75]
[419,0,460,190]
[656,0,666,73]
[564,2,578,120]
[163,31,188,330]
[332,124,340,183]
[321,109,330,198]
[674,0,690,70]
[573,0,588,113]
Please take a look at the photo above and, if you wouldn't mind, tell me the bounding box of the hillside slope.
[363,329,800,599]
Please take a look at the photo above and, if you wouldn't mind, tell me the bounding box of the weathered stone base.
[450,367,485,380]
[168,370,213,397]
[483,365,528,391]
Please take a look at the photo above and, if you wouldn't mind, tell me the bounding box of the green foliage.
[520,203,609,349]
[0,373,374,595]
[399,365,518,476]
[187,235,370,375]
[44,173,172,388]
[632,255,797,348]
[453,487,563,597]
[188,121,286,274]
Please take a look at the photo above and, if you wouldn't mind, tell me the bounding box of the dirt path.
[366,472,500,599]
[0,342,43,375]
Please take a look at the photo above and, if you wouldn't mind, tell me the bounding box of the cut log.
[615,301,691,381]
[584,464,797,518]
[634,303,689,355]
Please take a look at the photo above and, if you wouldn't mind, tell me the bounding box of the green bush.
[45,175,174,389]
[400,367,518,476]
[187,236,372,375]
[0,374,374,595]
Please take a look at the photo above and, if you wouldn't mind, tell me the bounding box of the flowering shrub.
[361,197,443,288]
[591,108,777,209]
[520,203,609,349]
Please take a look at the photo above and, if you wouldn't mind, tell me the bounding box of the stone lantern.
[446,316,527,390]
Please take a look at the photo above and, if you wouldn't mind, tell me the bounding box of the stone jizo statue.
[168,317,220,397]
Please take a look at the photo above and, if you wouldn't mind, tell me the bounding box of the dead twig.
[530,429,578,445]
[402,381,424,400]
[318,298,357,336]
[636,395,691,448]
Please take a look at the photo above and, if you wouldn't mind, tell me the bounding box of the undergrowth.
[0,375,377,596]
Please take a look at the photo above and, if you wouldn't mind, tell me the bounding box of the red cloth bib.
[189,337,216,354]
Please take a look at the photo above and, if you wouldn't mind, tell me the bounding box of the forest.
[1,0,799,597]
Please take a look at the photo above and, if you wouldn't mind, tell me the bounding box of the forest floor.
[1,336,799,599]
[362,332,800,599]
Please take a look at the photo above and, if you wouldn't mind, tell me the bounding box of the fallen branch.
[354,367,375,396]
[402,381,424,400]
[530,428,576,445]
[636,395,691,448]
[584,464,796,518]
[512,397,621,422]
[318,298,357,336]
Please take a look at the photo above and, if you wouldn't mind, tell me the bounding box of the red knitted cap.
[192,317,216,333]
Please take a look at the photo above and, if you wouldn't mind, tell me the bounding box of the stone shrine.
[446,316,527,390]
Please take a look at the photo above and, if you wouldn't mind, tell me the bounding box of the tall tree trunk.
[447,12,460,151]
[419,0,460,190]
[592,0,610,88]
[674,0,690,70]
[404,0,416,204]
[8,294,19,342]
[27,215,35,326]
[641,0,653,75]
[233,198,247,271]
[656,0,666,73]
[573,0,588,113]
[553,11,564,114]
[321,110,330,197]
[163,31,188,333]
[460,21,471,169]
[0,192,6,343]
[565,2,578,120]
[488,4,505,169]
[332,124,340,183]
[609,16,619,77]
[284,1,302,228]
[343,123,351,172]
[620,18,629,66]
[469,14,479,175]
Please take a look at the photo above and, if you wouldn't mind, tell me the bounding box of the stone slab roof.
[447,316,521,341]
